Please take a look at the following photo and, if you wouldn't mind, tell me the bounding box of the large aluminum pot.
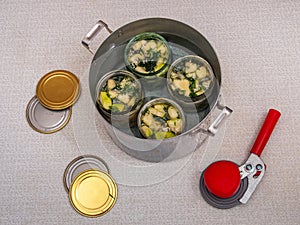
[82,18,232,162]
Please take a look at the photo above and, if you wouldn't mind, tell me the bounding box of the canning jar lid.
[36,70,80,110]
[26,96,72,134]
[63,155,110,192]
[69,169,117,217]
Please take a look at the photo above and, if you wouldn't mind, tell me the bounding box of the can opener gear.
[238,153,265,204]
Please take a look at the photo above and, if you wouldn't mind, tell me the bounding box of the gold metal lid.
[69,169,117,217]
[36,70,80,110]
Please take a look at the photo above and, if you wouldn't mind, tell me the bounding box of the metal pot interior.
[89,18,221,138]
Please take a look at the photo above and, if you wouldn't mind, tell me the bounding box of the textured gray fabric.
[0,0,299,224]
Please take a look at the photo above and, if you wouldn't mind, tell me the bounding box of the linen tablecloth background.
[1,0,299,224]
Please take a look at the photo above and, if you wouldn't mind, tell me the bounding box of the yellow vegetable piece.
[99,92,112,110]
[167,119,183,134]
[173,79,190,96]
[135,66,147,74]
[168,106,178,119]
[132,41,142,51]
[155,131,175,139]
[195,89,205,96]
[108,90,118,99]
[107,79,116,90]
[149,107,165,118]
[153,104,165,112]
[155,63,165,72]
[141,125,153,138]
[142,112,153,127]
[111,103,125,112]
[119,78,128,89]
[157,44,167,54]
[118,94,130,104]
[185,62,197,73]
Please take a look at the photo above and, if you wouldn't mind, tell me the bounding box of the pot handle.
[207,104,232,136]
[82,20,113,55]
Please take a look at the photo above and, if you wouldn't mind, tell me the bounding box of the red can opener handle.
[250,109,281,157]
[238,109,281,204]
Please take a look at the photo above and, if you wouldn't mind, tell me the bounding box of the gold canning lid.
[69,169,117,217]
[36,70,80,110]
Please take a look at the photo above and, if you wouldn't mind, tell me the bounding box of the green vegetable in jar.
[140,103,183,139]
[126,33,170,76]
[98,74,142,114]
[169,57,213,99]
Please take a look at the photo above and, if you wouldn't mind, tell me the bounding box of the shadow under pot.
[124,32,172,86]
[167,55,217,112]
[96,70,144,128]
[137,98,186,140]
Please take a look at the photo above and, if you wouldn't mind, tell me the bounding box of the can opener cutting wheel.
[200,109,281,209]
